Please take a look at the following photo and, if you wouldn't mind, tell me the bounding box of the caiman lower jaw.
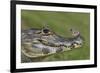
[74,44,82,48]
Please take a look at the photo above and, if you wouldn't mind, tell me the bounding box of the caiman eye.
[43,29,49,33]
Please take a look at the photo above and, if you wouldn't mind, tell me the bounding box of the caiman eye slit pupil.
[43,29,49,33]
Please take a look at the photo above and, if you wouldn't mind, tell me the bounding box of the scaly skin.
[21,28,83,58]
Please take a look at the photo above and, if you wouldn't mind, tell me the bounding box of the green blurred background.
[21,10,90,62]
